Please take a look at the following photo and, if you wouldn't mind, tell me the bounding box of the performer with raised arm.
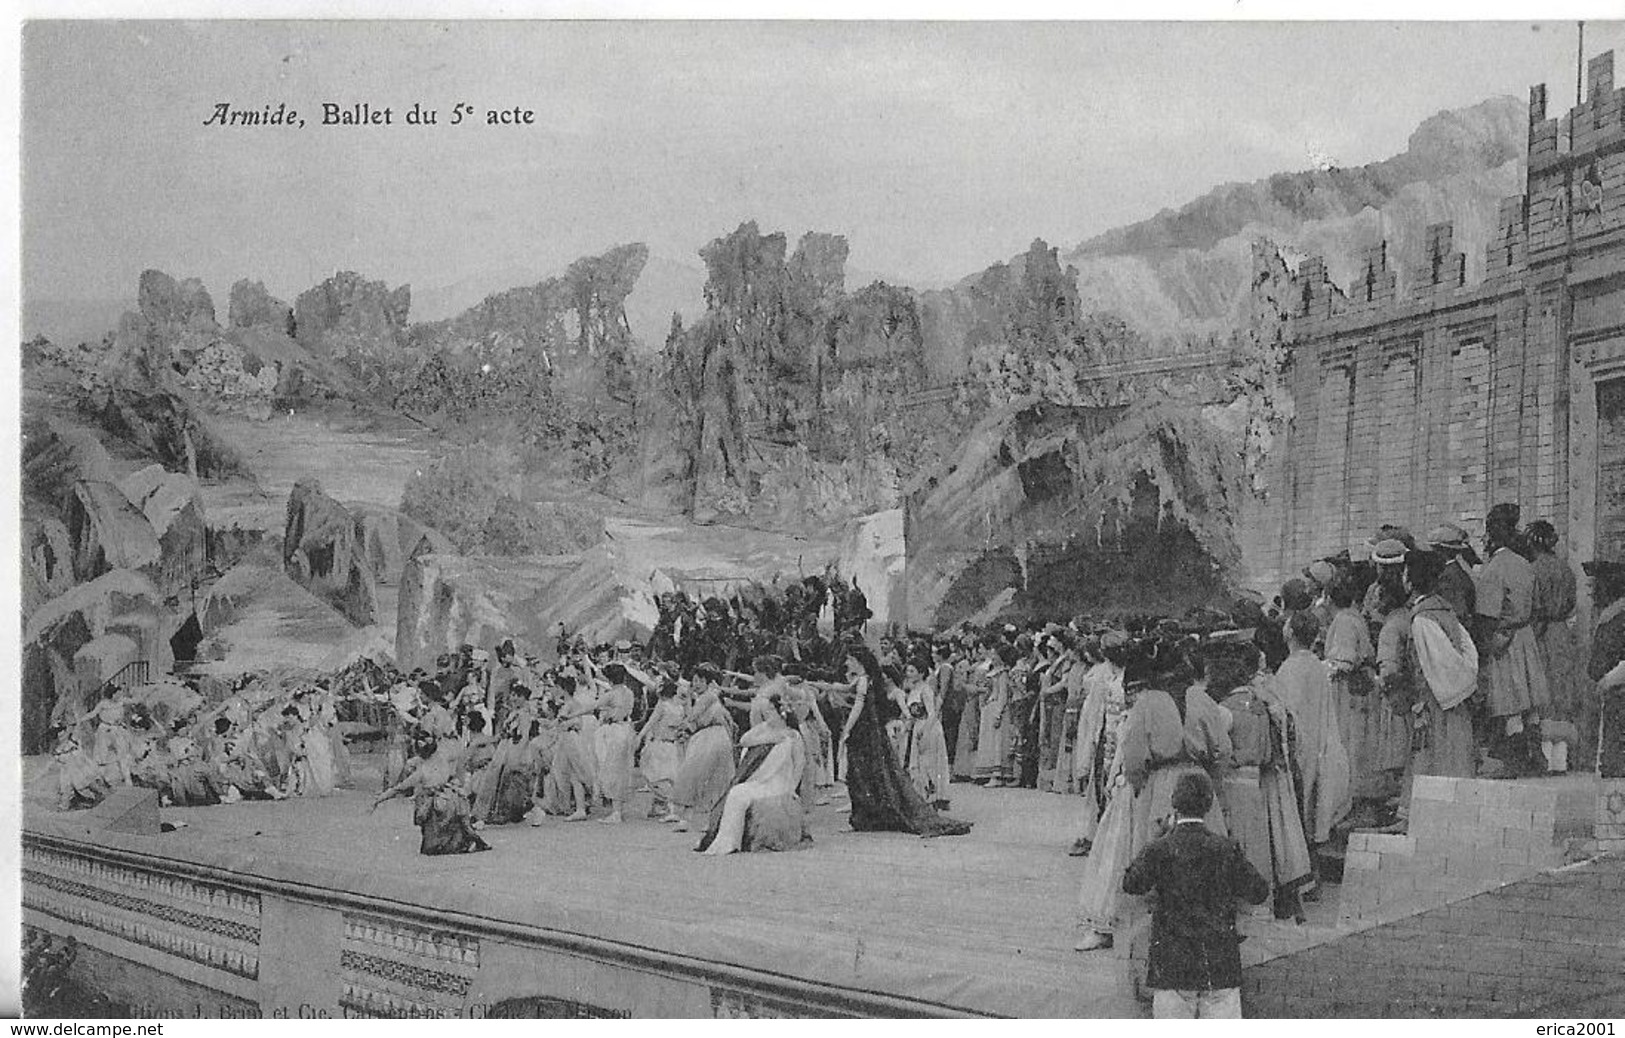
[371,736,490,856]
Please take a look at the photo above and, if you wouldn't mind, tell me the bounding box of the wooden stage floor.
[36,763,1599,1016]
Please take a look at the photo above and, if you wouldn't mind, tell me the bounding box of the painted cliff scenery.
[17,18,1625,1022]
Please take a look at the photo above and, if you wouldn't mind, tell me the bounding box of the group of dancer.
[360,637,970,856]
[45,499,1589,906]
[642,566,873,675]
[44,674,353,812]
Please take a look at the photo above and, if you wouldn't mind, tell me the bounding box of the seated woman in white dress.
[697,695,807,856]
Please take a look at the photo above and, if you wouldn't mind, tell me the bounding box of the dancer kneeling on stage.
[372,736,490,856]
[696,693,808,855]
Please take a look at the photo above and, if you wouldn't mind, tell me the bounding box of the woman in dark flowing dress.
[838,645,971,837]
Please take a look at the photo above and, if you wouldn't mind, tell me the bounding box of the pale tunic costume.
[593,683,637,805]
[90,698,135,786]
[785,683,827,809]
[1403,593,1479,791]
[902,677,951,804]
[1325,607,1402,800]
[1273,649,1352,844]
[701,728,806,855]
[1047,658,1090,793]
[300,703,336,797]
[1475,547,1552,720]
[1070,661,1128,848]
[551,686,600,795]
[638,698,686,792]
[951,660,986,780]
[52,730,109,809]
[974,666,1012,780]
[1077,685,1230,937]
[1215,678,1314,910]
[672,690,737,815]
[316,695,351,789]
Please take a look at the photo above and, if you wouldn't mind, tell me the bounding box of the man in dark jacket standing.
[1122,771,1270,1018]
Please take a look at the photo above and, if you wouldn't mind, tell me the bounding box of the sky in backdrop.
[21,19,1625,317]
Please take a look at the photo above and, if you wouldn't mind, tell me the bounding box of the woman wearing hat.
[1425,523,1478,622]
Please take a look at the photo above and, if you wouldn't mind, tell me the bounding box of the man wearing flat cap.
[1426,522,1478,622]
[1584,560,1625,777]
[1475,503,1551,776]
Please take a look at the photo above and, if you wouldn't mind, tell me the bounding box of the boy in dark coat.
[1122,770,1270,1018]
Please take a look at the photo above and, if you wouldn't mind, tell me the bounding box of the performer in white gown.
[701,700,807,856]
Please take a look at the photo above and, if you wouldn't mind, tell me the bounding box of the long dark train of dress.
[846,693,971,837]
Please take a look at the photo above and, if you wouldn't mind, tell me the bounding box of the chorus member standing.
[976,644,1016,786]
[931,643,963,770]
[1067,631,1131,856]
[1528,521,1584,769]
[784,677,829,810]
[901,659,952,810]
[1075,645,1231,953]
[1209,643,1313,919]
[951,642,986,781]
[1273,612,1352,850]
[1476,503,1551,775]
[637,680,686,821]
[593,664,637,824]
[551,674,599,821]
[670,667,737,834]
[1324,569,1390,818]
[1426,523,1479,622]
[1399,550,1480,815]
[1037,636,1081,792]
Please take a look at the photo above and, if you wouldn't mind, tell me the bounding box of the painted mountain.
[1059,96,1526,342]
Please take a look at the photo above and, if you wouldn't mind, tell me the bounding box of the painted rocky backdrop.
[19,94,1531,741]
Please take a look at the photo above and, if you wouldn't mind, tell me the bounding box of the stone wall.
[1259,52,1625,630]
[1338,776,1564,927]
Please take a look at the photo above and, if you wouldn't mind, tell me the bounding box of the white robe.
[703,733,806,856]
